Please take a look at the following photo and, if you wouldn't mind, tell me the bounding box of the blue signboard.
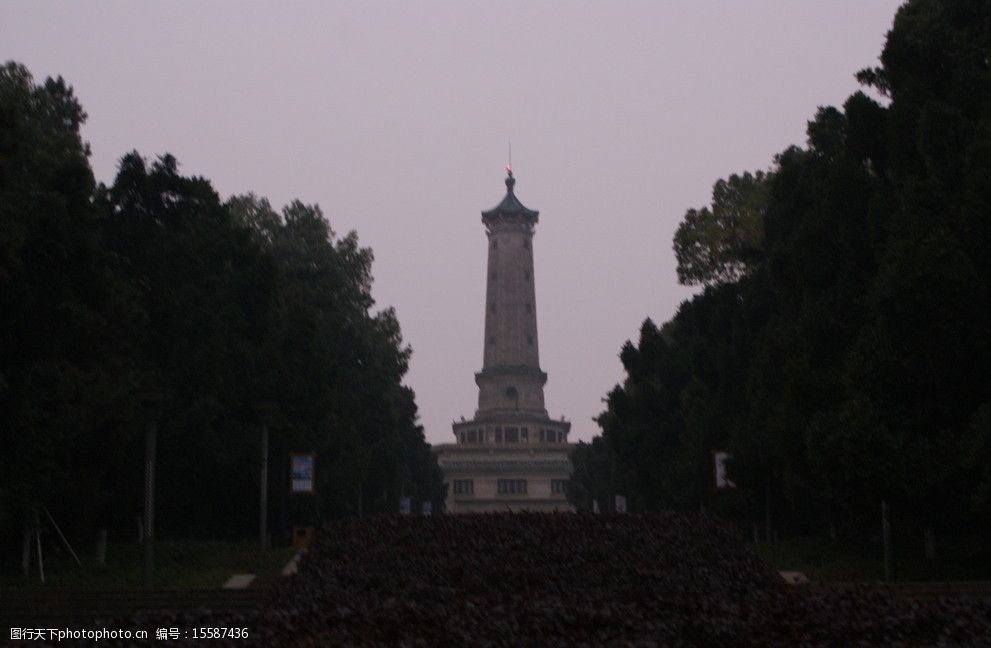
[290,453,315,494]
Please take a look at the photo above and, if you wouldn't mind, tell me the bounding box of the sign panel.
[714,451,736,489]
[290,453,315,494]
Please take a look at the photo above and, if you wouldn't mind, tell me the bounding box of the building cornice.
[476,365,547,381]
[437,459,572,474]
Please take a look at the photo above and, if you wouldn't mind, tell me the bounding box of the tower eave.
[475,365,547,382]
[480,203,539,222]
[481,170,539,221]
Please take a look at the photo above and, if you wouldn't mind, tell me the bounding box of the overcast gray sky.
[3,1,903,444]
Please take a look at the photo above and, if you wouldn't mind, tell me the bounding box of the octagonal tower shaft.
[483,220,540,369]
[475,171,548,417]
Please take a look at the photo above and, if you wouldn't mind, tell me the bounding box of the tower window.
[551,480,567,495]
[490,303,496,313]
[453,480,474,495]
[527,334,534,346]
[505,427,520,443]
[521,427,529,442]
[526,304,532,313]
[523,270,530,280]
[495,427,503,443]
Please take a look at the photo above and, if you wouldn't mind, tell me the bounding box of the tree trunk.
[34,509,45,584]
[764,480,773,542]
[21,520,32,577]
[882,500,894,582]
[259,424,269,549]
[924,526,937,561]
[96,528,107,567]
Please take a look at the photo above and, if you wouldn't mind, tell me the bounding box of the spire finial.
[505,140,515,191]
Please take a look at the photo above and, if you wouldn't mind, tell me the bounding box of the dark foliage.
[575,0,991,545]
[0,63,442,549]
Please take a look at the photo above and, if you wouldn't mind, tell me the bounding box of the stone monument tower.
[435,168,572,513]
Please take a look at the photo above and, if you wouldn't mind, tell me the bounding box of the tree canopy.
[573,0,991,543]
[0,62,442,547]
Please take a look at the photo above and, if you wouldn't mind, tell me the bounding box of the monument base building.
[435,418,572,513]
[436,169,574,513]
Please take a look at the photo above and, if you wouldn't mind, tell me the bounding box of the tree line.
[0,61,444,550]
[571,0,991,550]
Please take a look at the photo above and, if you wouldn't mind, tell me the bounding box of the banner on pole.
[290,453,315,494]
[714,450,736,489]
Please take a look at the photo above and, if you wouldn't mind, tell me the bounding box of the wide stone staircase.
[805,580,991,600]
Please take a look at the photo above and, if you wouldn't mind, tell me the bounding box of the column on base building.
[435,169,573,513]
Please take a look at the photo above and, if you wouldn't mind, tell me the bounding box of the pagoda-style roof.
[481,170,539,221]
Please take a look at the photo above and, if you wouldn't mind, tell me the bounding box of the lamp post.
[137,386,170,588]
[252,400,277,549]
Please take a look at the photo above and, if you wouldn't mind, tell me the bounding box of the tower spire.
[506,142,514,191]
